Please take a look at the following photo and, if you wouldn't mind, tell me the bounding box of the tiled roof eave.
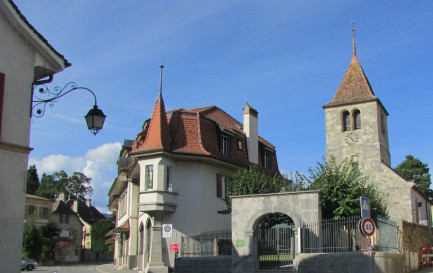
[322,97,389,115]
[129,149,249,169]
[3,0,70,70]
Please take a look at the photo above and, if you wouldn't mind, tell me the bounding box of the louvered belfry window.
[342,111,351,131]
[353,110,361,130]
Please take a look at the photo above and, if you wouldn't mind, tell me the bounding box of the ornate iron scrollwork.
[32,82,97,118]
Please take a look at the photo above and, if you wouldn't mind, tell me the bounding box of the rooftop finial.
[350,20,356,56]
[157,64,164,102]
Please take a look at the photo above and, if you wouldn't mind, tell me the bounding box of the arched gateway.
[231,191,321,273]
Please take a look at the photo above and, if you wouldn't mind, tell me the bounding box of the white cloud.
[29,142,122,212]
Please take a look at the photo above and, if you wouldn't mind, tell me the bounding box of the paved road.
[34,262,138,273]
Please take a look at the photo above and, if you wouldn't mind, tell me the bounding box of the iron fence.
[302,216,370,253]
[178,230,232,257]
[301,216,401,254]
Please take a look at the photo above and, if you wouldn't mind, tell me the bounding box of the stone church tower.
[322,29,430,225]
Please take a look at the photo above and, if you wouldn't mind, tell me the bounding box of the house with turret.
[107,66,279,272]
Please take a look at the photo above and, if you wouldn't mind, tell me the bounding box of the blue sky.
[16,1,433,213]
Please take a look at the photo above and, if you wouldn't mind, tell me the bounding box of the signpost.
[162,224,173,238]
[360,196,371,218]
[359,217,376,237]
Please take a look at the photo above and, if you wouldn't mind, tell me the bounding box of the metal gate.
[256,225,295,270]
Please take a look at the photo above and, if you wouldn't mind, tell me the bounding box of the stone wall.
[294,252,404,273]
[403,221,433,253]
[175,256,231,273]
[403,221,433,270]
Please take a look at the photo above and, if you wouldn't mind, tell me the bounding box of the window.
[166,166,173,191]
[69,229,75,239]
[264,151,272,170]
[146,165,154,190]
[353,110,361,130]
[28,205,35,216]
[41,207,49,219]
[217,174,232,199]
[119,191,127,216]
[381,114,386,135]
[342,111,351,131]
[59,213,69,224]
[221,135,230,156]
[237,139,242,150]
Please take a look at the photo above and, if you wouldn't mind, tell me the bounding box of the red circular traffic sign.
[359,217,376,236]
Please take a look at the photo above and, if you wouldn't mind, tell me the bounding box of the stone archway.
[231,191,321,273]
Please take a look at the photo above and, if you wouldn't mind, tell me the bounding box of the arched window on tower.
[353,109,361,130]
[342,111,351,132]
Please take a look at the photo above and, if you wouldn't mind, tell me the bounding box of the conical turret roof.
[138,66,170,151]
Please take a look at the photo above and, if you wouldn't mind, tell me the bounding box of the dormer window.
[221,135,230,156]
[353,109,361,130]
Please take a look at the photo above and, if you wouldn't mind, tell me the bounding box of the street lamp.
[31,82,106,135]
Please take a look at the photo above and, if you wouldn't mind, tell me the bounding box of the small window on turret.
[342,111,351,131]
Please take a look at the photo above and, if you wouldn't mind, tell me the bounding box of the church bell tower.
[323,27,391,170]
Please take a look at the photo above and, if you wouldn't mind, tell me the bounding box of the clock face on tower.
[345,131,360,146]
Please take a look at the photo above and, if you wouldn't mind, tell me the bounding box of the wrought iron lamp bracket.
[31,82,98,118]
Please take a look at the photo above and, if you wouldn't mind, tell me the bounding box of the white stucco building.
[0,0,69,271]
[108,69,279,272]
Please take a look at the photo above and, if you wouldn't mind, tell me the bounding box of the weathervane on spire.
[350,20,356,56]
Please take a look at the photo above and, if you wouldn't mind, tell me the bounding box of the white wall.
[0,9,36,272]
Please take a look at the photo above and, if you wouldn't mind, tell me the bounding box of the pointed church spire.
[140,65,170,151]
[323,26,378,108]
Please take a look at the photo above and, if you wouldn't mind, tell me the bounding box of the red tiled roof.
[324,55,377,108]
[136,94,170,151]
[129,98,278,173]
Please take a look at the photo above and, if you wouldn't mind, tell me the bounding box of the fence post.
[296,227,301,254]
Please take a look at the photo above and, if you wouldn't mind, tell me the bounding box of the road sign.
[170,243,179,251]
[359,217,376,237]
[360,196,371,218]
[367,237,372,251]
[162,224,173,238]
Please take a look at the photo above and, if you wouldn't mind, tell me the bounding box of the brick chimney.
[243,103,258,165]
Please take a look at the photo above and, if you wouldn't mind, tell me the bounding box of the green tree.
[36,171,92,201]
[394,155,431,198]
[217,166,298,215]
[22,220,42,260]
[26,165,40,194]
[300,156,388,219]
[91,218,115,252]
[66,172,93,202]
[40,221,60,261]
